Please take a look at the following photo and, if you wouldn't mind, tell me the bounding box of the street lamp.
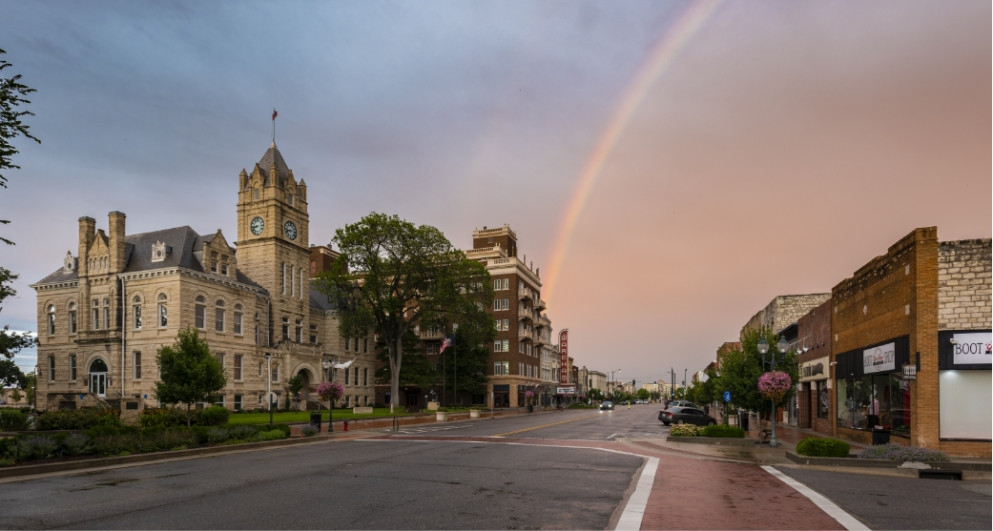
[757,336,789,447]
[322,356,337,432]
[609,369,621,398]
[264,353,273,427]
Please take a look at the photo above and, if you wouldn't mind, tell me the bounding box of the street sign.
[557,386,576,395]
[723,391,731,403]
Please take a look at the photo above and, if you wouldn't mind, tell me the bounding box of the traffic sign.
[723,391,731,403]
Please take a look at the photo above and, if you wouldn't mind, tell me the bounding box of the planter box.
[436,412,448,421]
[470,410,481,418]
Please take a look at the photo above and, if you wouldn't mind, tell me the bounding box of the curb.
[785,451,992,471]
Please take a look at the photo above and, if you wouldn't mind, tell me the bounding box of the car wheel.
[662,422,670,426]
[676,419,684,425]
[707,420,716,426]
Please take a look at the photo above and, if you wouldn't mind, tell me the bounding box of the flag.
[439,336,453,354]
[272,109,277,120]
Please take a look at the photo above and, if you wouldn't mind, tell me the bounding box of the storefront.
[835,336,912,439]
[798,356,831,435]
[937,330,991,442]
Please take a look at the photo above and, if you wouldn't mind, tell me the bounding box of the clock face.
[284,220,297,240]
[250,216,265,236]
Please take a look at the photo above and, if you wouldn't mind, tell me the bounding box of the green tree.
[2,48,41,245]
[712,327,798,418]
[438,307,496,404]
[316,213,493,412]
[154,328,227,426]
[636,388,650,401]
[0,268,33,388]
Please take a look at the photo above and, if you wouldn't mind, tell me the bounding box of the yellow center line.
[491,413,601,438]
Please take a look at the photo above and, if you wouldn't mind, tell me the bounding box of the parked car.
[665,400,700,410]
[658,406,715,426]
[599,401,614,411]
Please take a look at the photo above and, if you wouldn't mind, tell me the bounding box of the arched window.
[215,299,226,332]
[195,296,206,329]
[68,302,77,334]
[47,305,56,335]
[233,304,243,335]
[132,295,142,329]
[157,293,168,327]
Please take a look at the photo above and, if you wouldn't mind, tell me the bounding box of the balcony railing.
[518,308,533,321]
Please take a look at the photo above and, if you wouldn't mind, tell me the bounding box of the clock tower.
[236,143,311,339]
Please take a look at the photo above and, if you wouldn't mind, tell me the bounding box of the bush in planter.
[795,437,850,457]
[669,424,703,437]
[194,405,230,426]
[17,435,60,460]
[301,426,318,437]
[857,443,949,463]
[700,424,745,438]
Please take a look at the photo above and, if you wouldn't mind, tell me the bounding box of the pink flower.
[758,371,792,403]
[316,381,344,401]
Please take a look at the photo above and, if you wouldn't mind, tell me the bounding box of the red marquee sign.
[559,329,569,385]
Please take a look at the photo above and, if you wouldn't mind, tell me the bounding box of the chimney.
[108,211,126,272]
[78,216,96,277]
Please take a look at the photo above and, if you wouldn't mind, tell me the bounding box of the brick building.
[464,225,557,408]
[31,143,376,414]
[795,299,832,436]
[831,227,990,457]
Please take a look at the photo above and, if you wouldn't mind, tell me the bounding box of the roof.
[254,144,291,187]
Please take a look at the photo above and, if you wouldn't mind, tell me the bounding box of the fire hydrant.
[343,419,349,432]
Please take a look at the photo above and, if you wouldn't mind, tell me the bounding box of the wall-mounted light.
[949,338,958,345]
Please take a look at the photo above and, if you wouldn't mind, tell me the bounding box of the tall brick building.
[31,144,377,413]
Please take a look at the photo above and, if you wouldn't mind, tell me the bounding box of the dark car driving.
[658,406,715,426]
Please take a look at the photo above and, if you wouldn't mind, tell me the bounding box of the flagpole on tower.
[271,108,278,145]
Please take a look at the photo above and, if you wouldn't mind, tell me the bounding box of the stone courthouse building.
[31,143,376,413]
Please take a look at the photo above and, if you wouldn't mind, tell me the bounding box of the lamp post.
[264,353,273,427]
[609,369,621,399]
[757,336,789,447]
[322,356,337,432]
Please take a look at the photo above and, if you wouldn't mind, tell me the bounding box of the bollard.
[343,419,349,431]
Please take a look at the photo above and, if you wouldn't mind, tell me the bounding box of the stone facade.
[938,239,992,330]
[741,293,831,339]
[32,144,376,413]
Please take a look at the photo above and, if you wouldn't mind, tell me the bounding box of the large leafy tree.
[316,212,492,412]
[0,49,39,389]
[2,48,41,245]
[712,327,798,417]
[438,315,496,404]
[154,328,227,426]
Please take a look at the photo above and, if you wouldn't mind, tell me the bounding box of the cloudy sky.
[1,0,989,385]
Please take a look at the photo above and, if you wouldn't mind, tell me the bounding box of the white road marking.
[614,457,658,530]
[762,465,869,531]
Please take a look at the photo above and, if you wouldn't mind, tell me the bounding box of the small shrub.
[206,426,230,444]
[194,406,230,426]
[795,437,851,457]
[17,435,60,460]
[269,424,292,437]
[36,408,120,431]
[140,408,187,429]
[669,424,703,437]
[61,433,93,456]
[228,425,259,441]
[258,429,288,441]
[700,424,745,438]
[0,409,30,431]
[301,426,318,437]
[857,443,949,463]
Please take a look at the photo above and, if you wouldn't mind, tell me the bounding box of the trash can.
[309,412,322,431]
[739,411,749,431]
[872,429,890,445]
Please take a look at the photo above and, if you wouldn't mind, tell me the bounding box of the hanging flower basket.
[316,381,344,403]
[758,371,792,403]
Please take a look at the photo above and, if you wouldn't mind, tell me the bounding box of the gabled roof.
[33,226,265,293]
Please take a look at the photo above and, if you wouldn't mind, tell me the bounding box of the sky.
[1,0,990,387]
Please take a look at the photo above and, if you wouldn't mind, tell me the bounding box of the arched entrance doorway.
[89,358,108,397]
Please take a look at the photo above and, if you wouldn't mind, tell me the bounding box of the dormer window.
[63,251,75,273]
[151,241,170,263]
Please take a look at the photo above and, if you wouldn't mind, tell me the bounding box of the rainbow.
[543,0,721,301]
